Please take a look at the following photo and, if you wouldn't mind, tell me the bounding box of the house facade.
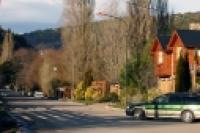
[151,30,200,93]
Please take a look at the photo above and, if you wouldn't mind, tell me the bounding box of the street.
[5,97,200,133]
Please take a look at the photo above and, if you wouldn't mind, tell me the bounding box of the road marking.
[37,115,48,120]
[22,115,32,121]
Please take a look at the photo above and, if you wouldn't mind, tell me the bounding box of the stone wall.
[157,78,175,94]
[189,23,200,30]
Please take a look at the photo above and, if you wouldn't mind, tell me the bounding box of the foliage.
[39,58,52,96]
[83,69,93,90]
[85,87,103,102]
[23,28,61,49]
[0,31,14,64]
[0,61,22,87]
[120,42,156,95]
[51,79,62,90]
[74,81,87,100]
[147,87,162,101]
[174,12,200,29]
[155,0,175,35]
[108,93,119,103]
[0,28,31,50]
[175,54,191,92]
[98,92,119,103]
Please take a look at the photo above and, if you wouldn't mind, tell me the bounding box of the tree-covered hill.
[20,12,200,49]
[174,11,200,29]
[0,27,31,50]
[23,28,61,49]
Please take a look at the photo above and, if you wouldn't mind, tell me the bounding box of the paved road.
[5,97,200,133]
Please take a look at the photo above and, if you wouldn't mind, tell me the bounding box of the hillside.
[0,27,31,50]
[23,28,61,49]
[174,11,200,29]
[21,12,200,49]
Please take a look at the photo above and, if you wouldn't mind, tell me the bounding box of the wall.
[157,78,174,94]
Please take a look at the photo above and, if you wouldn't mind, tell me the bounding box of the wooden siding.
[152,31,200,78]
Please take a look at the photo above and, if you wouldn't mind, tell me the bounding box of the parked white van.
[34,91,44,99]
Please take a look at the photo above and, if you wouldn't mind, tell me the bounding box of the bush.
[85,87,94,101]
[108,93,119,103]
[74,81,86,100]
[119,87,148,108]
[147,87,161,101]
[99,93,119,103]
[85,87,103,102]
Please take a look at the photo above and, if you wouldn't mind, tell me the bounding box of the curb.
[104,105,123,112]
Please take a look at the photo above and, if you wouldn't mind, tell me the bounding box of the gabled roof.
[158,36,170,50]
[151,36,170,53]
[177,30,200,48]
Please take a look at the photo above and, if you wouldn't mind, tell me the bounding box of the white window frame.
[158,51,163,64]
[197,50,200,57]
[176,47,182,59]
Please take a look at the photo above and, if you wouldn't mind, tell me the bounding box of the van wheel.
[181,111,194,123]
[134,109,146,120]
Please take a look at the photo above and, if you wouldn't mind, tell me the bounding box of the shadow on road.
[5,97,187,132]
[14,109,184,132]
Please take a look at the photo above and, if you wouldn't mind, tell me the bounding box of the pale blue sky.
[0,0,199,33]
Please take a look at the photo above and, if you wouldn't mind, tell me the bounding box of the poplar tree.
[1,31,14,64]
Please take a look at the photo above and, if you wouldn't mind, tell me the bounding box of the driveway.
[5,97,200,133]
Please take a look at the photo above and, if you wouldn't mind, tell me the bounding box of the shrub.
[85,87,94,101]
[108,93,119,103]
[85,87,103,102]
[74,81,86,100]
[83,69,93,90]
[147,87,161,102]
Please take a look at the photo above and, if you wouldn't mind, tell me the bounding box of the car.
[34,91,44,99]
[126,93,200,123]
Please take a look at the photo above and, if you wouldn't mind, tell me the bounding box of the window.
[197,50,200,56]
[182,96,200,103]
[153,95,169,104]
[176,47,182,59]
[169,95,182,103]
[158,51,163,64]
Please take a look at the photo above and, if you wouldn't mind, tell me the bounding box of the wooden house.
[151,30,200,93]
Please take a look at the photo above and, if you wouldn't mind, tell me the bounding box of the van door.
[148,95,169,118]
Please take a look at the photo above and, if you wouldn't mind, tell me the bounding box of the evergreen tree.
[183,54,191,92]
[175,53,191,92]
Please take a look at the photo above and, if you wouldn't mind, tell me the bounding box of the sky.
[0,0,200,33]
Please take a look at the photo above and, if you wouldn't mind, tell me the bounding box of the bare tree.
[60,0,170,91]
[61,0,96,85]
[1,31,14,64]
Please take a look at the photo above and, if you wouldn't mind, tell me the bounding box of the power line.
[127,1,159,11]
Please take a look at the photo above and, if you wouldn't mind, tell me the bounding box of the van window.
[183,96,200,103]
[154,95,169,104]
[169,95,182,103]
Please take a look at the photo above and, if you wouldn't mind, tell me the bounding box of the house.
[190,23,200,30]
[110,83,121,96]
[151,30,200,93]
[91,80,110,97]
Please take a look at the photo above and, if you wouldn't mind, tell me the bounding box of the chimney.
[189,23,200,30]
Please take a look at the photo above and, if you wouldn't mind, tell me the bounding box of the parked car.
[34,91,44,99]
[0,89,11,97]
[126,93,200,123]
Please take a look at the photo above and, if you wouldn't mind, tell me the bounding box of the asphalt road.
[4,97,200,133]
